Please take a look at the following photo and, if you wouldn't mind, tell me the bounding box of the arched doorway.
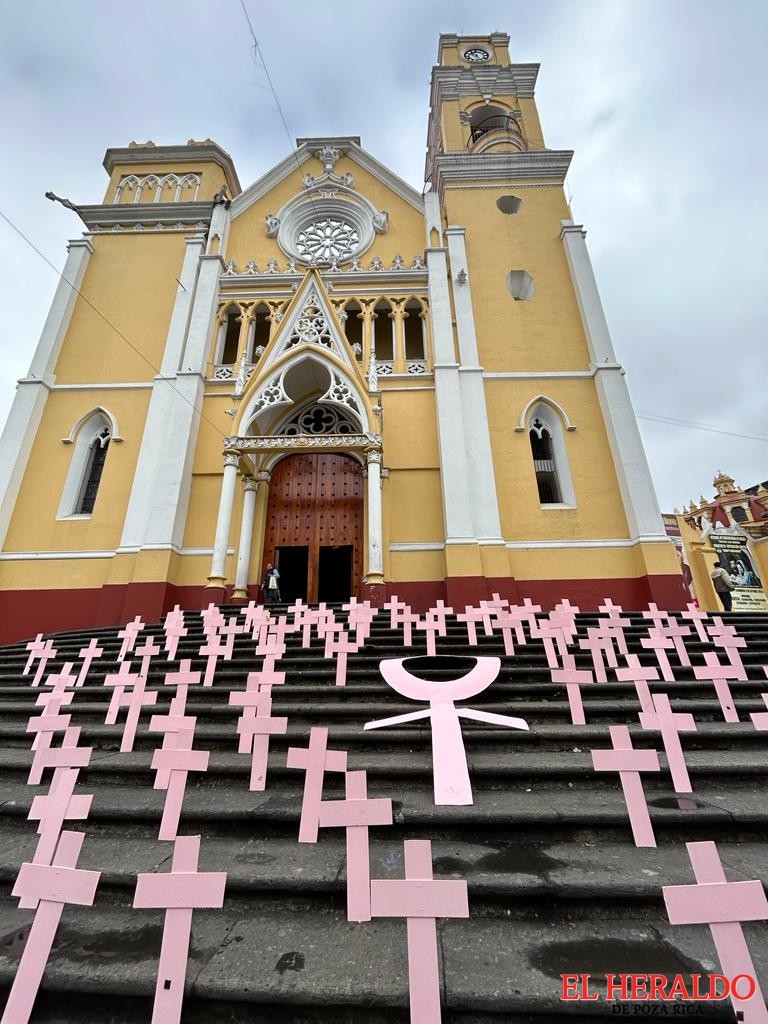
[262,452,364,602]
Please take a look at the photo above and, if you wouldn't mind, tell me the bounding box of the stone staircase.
[0,604,767,1022]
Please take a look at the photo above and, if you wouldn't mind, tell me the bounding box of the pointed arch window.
[76,428,110,514]
[524,401,576,508]
[373,300,393,362]
[58,412,116,519]
[219,309,241,365]
[249,303,271,362]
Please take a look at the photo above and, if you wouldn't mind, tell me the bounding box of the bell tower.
[422,33,681,607]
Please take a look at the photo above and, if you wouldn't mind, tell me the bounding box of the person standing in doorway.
[263,562,281,605]
[710,561,735,612]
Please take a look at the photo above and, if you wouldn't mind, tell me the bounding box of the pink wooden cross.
[681,602,711,643]
[28,768,93,866]
[104,660,157,752]
[262,613,293,651]
[615,653,660,714]
[32,660,78,745]
[597,600,631,655]
[2,831,100,1024]
[598,597,625,618]
[201,602,225,637]
[323,623,360,687]
[658,619,692,668]
[591,724,660,847]
[638,693,697,793]
[23,637,57,688]
[551,654,594,726]
[415,601,454,657]
[370,839,469,1024]
[693,651,743,722]
[75,637,104,687]
[163,605,187,661]
[642,603,671,631]
[199,617,239,687]
[663,842,768,1024]
[317,769,393,921]
[707,619,748,677]
[117,615,145,661]
[134,635,161,680]
[343,597,378,645]
[163,659,201,704]
[493,606,529,656]
[134,835,227,1024]
[579,628,619,683]
[365,658,528,806]
[385,597,420,647]
[27,725,91,787]
[750,693,768,731]
[242,600,271,641]
[640,628,677,682]
[149,692,207,840]
[230,686,287,790]
[456,606,485,647]
[286,727,348,842]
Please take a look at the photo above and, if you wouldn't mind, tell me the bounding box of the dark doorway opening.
[275,546,309,602]
[318,545,353,603]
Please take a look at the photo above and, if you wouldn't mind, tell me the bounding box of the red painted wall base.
[0,572,689,645]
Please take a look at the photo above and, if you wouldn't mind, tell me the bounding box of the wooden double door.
[262,453,363,603]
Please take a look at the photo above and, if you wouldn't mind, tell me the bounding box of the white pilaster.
[365,448,384,580]
[0,237,93,548]
[424,192,475,543]
[561,220,667,540]
[207,453,239,586]
[233,475,258,598]
[118,233,208,552]
[445,226,503,542]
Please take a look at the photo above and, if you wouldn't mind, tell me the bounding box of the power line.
[237,0,322,223]
[637,411,768,444]
[0,208,231,442]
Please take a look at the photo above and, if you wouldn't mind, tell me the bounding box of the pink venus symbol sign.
[364,657,528,805]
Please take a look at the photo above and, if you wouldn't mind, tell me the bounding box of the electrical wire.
[0,208,232,442]
[237,0,323,223]
[637,411,768,444]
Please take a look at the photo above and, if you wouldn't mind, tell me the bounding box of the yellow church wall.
[102,160,228,205]
[226,158,425,271]
[485,379,629,540]
[443,186,588,373]
[389,548,446,583]
[517,99,545,149]
[2,388,151,556]
[0,557,111,591]
[54,233,187,384]
[507,541,672,582]
[379,389,439,469]
[385,471,445,544]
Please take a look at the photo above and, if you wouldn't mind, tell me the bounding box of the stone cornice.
[432,149,573,195]
[76,201,213,231]
[219,267,428,291]
[429,64,540,107]
[224,432,382,454]
[103,143,241,195]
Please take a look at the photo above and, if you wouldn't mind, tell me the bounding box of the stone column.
[391,301,406,373]
[365,447,384,582]
[232,475,259,599]
[207,453,240,588]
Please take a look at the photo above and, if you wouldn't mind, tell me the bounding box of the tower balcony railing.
[468,115,526,151]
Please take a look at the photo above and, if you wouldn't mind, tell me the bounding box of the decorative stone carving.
[251,374,289,415]
[213,366,234,380]
[223,260,237,276]
[223,452,240,469]
[256,469,272,484]
[455,268,467,285]
[372,211,389,233]
[412,254,426,269]
[253,345,266,360]
[295,217,360,263]
[265,214,280,237]
[266,258,279,274]
[370,256,383,271]
[287,290,334,349]
[407,361,428,375]
[314,145,342,173]
[234,354,249,397]
[225,433,381,453]
[391,254,405,270]
[281,403,358,436]
[376,361,394,376]
[244,260,258,274]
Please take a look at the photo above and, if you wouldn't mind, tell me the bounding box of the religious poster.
[710,530,768,611]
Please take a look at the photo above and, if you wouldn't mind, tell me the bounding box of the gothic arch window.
[373,300,393,362]
[217,306,241,365]
[523,400,576,508]
[403,299,425,360]
[249,303,271,362]
[343,300,363,359]
[57,412,113,519]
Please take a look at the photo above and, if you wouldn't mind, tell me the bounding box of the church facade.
[0,33,685,642]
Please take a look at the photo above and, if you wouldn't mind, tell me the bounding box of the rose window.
[295,218,360,263]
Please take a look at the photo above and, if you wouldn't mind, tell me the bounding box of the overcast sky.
[1,0,766,512]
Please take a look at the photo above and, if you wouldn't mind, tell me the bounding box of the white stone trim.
[561,219,667,540]
[50,382,155,391]
[515,395,577,432]
[505,536,674,550]
[61,406,123,444]
[484,370,594,380]
[0,545,232,561]
[389,542,445,552]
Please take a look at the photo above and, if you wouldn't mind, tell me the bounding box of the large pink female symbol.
[364,657,528,806]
